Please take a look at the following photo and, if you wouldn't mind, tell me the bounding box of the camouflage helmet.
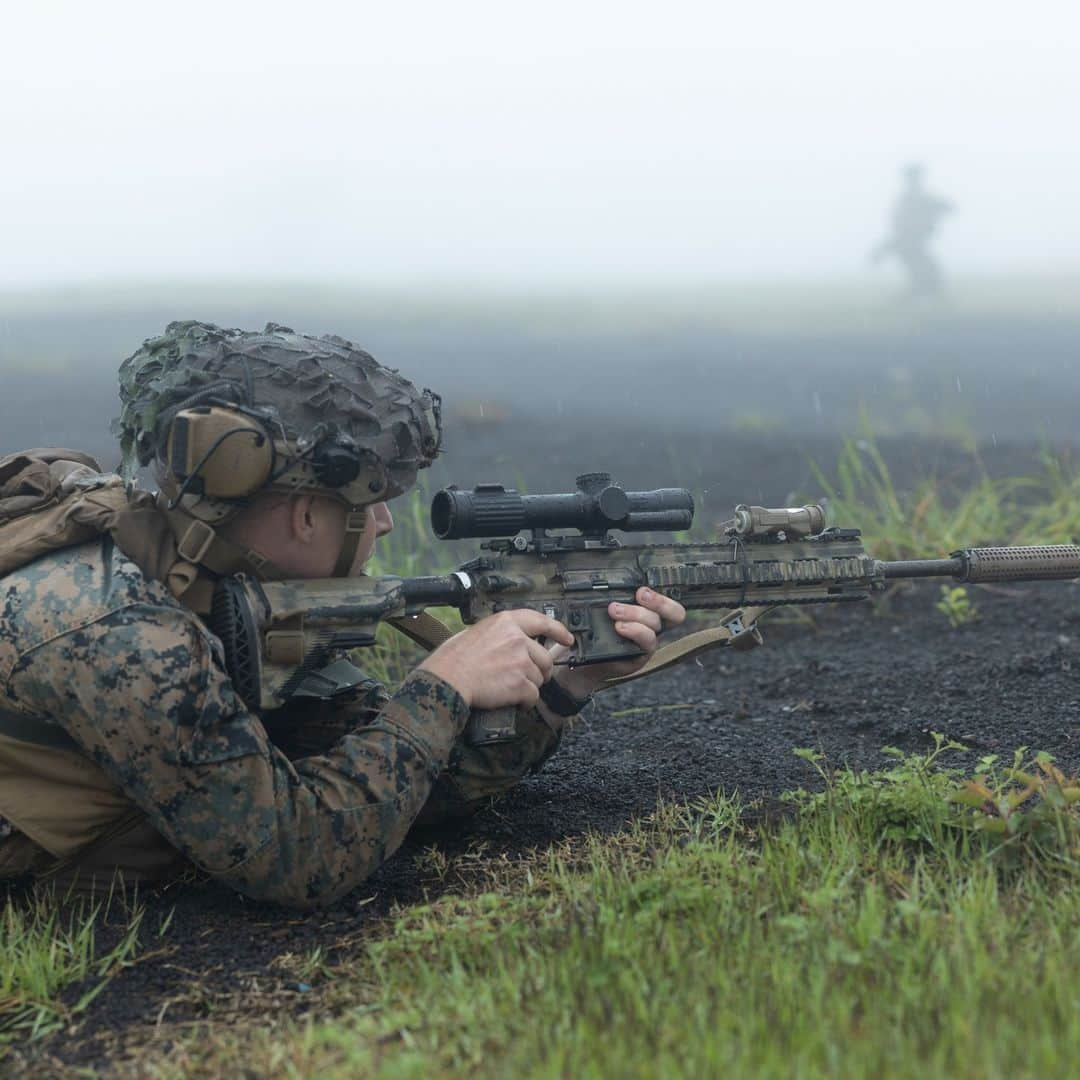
[114,321,442,521]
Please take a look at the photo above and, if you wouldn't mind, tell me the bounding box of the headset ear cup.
[166,407,275,499]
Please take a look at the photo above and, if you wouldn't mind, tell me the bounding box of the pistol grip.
[464,706,518,747]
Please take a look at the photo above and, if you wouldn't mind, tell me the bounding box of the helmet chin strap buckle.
[332,510,368,577]
[176,519,217,565]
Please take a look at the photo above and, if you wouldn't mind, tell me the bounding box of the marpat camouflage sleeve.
[268,674,565,825]
[7,585,468,908]
[415,706,563,825]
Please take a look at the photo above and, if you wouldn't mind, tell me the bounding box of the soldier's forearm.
[216,669,471,908]
[17,606,470,908]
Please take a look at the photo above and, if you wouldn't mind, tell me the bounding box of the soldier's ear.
[289,493,320,544]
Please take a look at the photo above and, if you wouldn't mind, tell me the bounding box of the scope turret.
[430,473,694,539]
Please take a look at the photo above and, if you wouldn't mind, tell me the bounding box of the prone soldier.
[0,321,683,907]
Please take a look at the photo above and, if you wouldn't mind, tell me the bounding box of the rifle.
[209,473,1080,746]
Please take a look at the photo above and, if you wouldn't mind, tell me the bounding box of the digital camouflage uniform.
[0,530,561,908]
[0,323,563,908]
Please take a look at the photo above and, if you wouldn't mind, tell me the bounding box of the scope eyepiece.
[430,473,694,540]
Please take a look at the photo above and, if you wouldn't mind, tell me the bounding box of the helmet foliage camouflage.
[114,321,442,505]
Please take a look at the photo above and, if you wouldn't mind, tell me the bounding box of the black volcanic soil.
[13,575,1079,1073]
[3,335,1080,1071]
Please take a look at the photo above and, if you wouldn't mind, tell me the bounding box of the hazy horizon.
[3,1,1078,289]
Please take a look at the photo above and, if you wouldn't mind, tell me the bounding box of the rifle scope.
[430,472,694,539]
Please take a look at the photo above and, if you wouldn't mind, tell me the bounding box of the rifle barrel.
[880,544,1080,584]
[879,558,963,580]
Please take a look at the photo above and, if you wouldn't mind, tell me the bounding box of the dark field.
[4,294,1080,461]
[3,299,1079,1070]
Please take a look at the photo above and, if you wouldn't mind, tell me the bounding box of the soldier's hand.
[555,586,686,698]
[418,610,574,711]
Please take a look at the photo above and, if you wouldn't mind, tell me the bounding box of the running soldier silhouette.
[870,164,954,298]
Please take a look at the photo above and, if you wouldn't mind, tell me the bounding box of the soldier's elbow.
[229,871,367,910]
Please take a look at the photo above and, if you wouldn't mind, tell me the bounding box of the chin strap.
[160,506,288,613]
[159,470,369,595]
[332,510,368,578]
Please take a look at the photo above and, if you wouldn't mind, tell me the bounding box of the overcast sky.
[1,1,1077,287]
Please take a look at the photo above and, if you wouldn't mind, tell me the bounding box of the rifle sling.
[383,607,769,691]
[600,606,770,689]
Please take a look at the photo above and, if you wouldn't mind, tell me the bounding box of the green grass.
[7,439,1079,1072]
[365,431,1080,669]
[811,429,1080,559]
[148,740,1079,1078]
[0,888,153,1050]
[358,487,466,686]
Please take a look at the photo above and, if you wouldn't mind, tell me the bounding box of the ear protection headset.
[159,402,391,579]
[163,404,390,508]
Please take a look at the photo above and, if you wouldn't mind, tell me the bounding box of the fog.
[4,1,1079,466]
[2,1,1078,286]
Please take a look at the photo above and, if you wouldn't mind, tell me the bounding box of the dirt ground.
[14,575,1079,1072]
[3,314,1079,1071]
